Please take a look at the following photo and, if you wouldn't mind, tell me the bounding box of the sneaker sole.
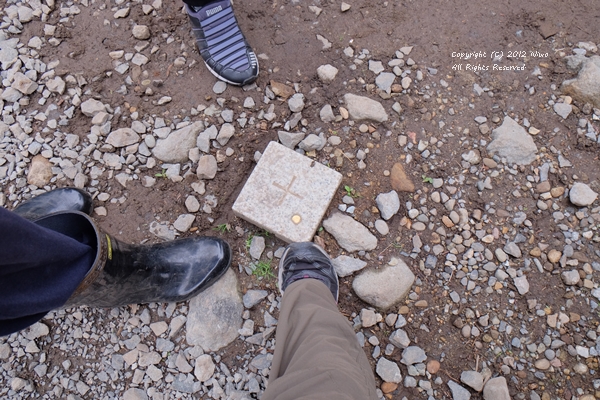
[278,243,339,302]
[202,60,259,86]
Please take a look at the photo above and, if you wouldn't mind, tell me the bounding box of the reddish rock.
[390,163,414,192]
[381,382,398,394]
[270,80,295,99]
[427,360,440,374]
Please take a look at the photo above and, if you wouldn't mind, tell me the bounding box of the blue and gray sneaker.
[186,0,259,86]
[278,242,340,301]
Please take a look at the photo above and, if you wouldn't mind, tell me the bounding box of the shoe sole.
[203,59,259,86]
[278,242,339,302]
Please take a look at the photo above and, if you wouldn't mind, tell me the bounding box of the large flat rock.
[233,141,342,243]
[186,269,243,352]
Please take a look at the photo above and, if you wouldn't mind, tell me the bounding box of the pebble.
[461,370,484,391]
[400,346,427,365]
[132,25,151,40]
[376,357,402,383]
[241,290,268,311]
[331,255,367,277]
[317,64,339,83]
[569,182,598,206]
[376,190,400,220]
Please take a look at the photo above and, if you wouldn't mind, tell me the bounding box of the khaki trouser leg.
[263,279,378,400]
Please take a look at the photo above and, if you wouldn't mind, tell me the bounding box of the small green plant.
[344,185,358,198]
[214,223,230,234]
[245,234,254,249]
[155,169,167,178]
[422,175,433,184]
[252,261,275,280]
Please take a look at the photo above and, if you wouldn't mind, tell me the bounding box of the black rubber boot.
[33,211,232,308]
[13,188,93,220]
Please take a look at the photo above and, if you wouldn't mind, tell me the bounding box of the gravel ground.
[1,0,600,399]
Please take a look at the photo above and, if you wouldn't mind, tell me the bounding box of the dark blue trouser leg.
[0,207,94,336]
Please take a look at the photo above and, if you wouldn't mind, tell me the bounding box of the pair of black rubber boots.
[13,188,231,308]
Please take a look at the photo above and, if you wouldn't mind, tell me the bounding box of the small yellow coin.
[291,214,301,224]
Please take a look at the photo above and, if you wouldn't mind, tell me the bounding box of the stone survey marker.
[233,141,342,242]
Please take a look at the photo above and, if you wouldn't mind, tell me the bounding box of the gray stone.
[483,377,511,400]
[374,219,389,235]
[81,99,106,117]
[360,309,378,327]
[288,93,305,113]
[317,64,339,83]
[1,87,22,102]
[249,236,265,259]
[487,116,538,165]
[0,344,11,359]
[389,329,410,348]
[561,55,600,108]
[553,103,572,119]
[569,182,598,206]
[564,54,587,71]
[278,131,305,149]
[369,60,385,74]
[185,196,200,213]
[376,72,396,93]
[217,123,235,146]
[250,353,272,370]
[461,370,484,391]
[352,257,415,309]
[243,290,268,308]
[298,134,325,151]
[561,270,581,285]
[213,81,227,94]
[323,212,377,252]
[319,104,336,122]
[153,121,204,163]
[503,242,522,258]
[106,128,139,147]
[513,275,529,295]
[0,43,18,70]
[331,255,367,277]
[197,125,218,153]
[400,346,427,365]
[27,155,53,187]
[23,322,49,340]
[12,72,38,94]
[132,25,151,40]
[376,190,400,220]
[196,155,218,179]
[194,354,215,382]
[46,77,66,94]
[173,214,195,232]
[123,388,148,400]
[186,269,243,351]
[343,93,388,122]
[376,357,402,383]
[233,142,342,243]
[448,381,471,400]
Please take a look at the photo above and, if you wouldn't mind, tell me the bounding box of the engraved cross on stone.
[272,175,304,206]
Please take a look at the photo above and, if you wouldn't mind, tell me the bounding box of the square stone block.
[233,141,342,243]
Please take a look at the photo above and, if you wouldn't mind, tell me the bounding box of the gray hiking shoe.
[278,242,339,301]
